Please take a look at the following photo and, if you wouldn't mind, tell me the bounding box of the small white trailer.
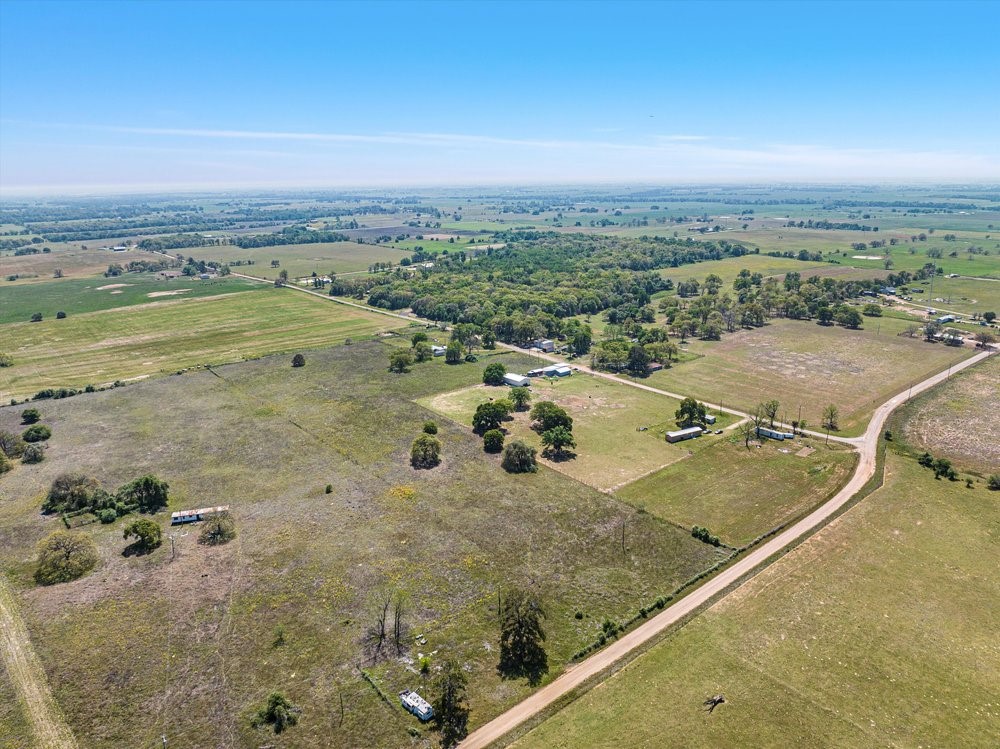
[400,689,434,721]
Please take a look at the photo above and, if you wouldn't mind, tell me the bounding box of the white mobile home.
[170,505,230,525]
[431,345,447,357]
[666,426,703,443]
[399,690,433,721]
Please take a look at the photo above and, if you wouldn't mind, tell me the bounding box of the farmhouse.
[503,373,531,387]
[170,505,230,525]
[666,426,703,443]
[399,690,433,721]
[532,339,556,352]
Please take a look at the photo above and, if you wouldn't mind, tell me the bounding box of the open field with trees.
[0,289,407,401]
[419,373,735,492]
[893,353,999,474]
[513,451,1000,749]
[0,274,264,324]
[198,240,411,280]
[1,243,172,282]
[0,342,723,748]
[645,317,975,436]
[617,438,857,546]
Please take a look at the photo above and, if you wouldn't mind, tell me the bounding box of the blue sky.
[1,0,998,193]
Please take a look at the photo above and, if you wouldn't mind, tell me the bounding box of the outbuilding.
[400,690,433,721]
[170,505,230,525]
[503,373,530,387]
[756,426,795,441]
[431,345,447,357]
[533,339,556,352]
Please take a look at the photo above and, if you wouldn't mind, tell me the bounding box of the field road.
[459,347,994,749]
[0,577,78,749]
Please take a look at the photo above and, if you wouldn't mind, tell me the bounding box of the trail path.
[0,577,78,749]
[459,348,993,748]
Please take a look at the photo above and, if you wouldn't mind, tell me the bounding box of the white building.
[503,373,531,387]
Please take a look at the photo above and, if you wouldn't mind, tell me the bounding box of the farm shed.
[704,414,716,424]
[533,339,556,352]
[170,505,230,525]
[503,373,531,387]
[666,426,703,443]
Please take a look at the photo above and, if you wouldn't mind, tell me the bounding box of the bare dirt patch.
[96,283,131,290]
[796,446,815,457]
[146,289,192,298]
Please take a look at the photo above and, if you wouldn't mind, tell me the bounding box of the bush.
[21,443,45,464]
[291,353,306,367]
[199,511,237,545]
[389,349,414,373]
[21,408,41,424]
[423,421,438,435]
[0,452,9,475]
[22,424,52,443]
[987,474,1000,491]
[411,331,429,346]
[44,473,101,513]
[116,475,169,513]
[0,430,27,458]
[413,341,433,362]
[509,386,531,411]
[691,525,721,546]
[324,484,333,494]
[483,429,505,453]
[0,352,13,367]
[30,312,43,322]
[251,692,299,734]
[34,531,98,585]
[411,434,441,469]
[56,311,67,319]
[97,508,117,524]
[483,362,507,386]
[501,440,537,473]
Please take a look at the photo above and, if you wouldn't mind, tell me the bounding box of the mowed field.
[646,316,975,436]
[0,342,723,749]
[418,373,735,492]
[894,353,1000,474]
[0,273,264,324]
[514,452,1000,749]
[1,244,170,282]
[0,288,407,400]
[657,254,832,288]
[197,240,410,279]
[618,438,857,547]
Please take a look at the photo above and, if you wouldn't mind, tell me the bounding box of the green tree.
[626,343,650,375]
[987,474,1000,491]
[411,331,429,346]
[481,329,497,349]
[817,306,834,326]
[389,349,414,373]
[862,303,883,317]
[571,329,592,355]
[483,362,507,386]
[22,424,51,443]
[541,426,576,459]
[34,531,99,585]
[433,659,470,748]
[43,473,100,513]
[482,429,505,453]
[116,474,169,513]
[0,430,27,459]
[123,518,162,552]
[199,511,236,545]
[410,434,441,469]
[674,397,707,428]
[508,386,531,411]
[30,312,43,322]
[445,339,463,364]
[413,341,433,362]
[498,588,548,684]
[501,440,537,473]
[932,457,957,480]
[423,421,438,435]
[251,692,299,734]
[821,404,840,432]
[472,400,511,434]
[529,401,572,433]
[836,307,864,329]
[21,408,41,424]
[983,311,996,324]
[291,353,306,367]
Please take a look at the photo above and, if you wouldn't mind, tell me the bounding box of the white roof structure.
[400,690,434,721]
[503,373,530,387]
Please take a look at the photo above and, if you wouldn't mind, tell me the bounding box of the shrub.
[34,531,98,585]
[251,692,299,734]
[21,443,45,464]
[21,408,41,424]
[509,386,531,411]
[413,341,433,362]
[501,440,537,473]
[482,429,505,453]
[0,352,13,367]
[0,430,27,458]
[199,511,237,545]
[389,349,414,373]
[22,424,52,443]
[30,312,43,322]
[423,421,438,435]
[56,311,67,319]
[291,353,306,367]
[116,475,169,513]
[483,362,507,386]
[692,525,721,546]
[0,452,10,475]
[410,434,441,469]
[44,473,101,513]
[411,331,429,346]
[97,508,117,524]
[988,475,1000,491]
[324,484,333,494]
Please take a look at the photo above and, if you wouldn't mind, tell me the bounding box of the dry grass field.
[0,342,723,749]
[646,317,975,436]
[1,244,170,282]
[197,240,410,280]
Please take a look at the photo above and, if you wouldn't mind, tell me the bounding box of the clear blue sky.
[1,0,998,193]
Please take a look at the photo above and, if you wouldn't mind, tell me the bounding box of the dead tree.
[392,593,409,655]
[364,592,392,663]
[703,694,726,713]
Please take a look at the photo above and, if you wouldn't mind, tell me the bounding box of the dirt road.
[0,577,78,749]
[458,348,994,749]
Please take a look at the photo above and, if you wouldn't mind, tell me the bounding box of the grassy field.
[418,372,735,492]
[0,342,722,749]
[657,254,833,288]
[196,240,410,279]
[514,451,1000,749]
[645,316,975,436]
[0,273,264,324]
[0,288,408,400]
[617,437,857,546]
[1,244,170,282]
[893,353,999,475]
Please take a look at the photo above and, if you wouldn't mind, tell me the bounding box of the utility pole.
[621,518,626,558]
[169,535,175,561]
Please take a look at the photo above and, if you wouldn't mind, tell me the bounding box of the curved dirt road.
[459,348,994,749]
